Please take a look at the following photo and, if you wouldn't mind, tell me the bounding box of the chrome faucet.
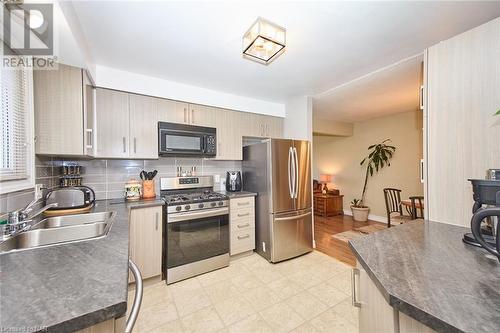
[3,199,58,237]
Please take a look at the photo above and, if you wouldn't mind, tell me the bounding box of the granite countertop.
[349,220,500,333]
[0,198,164,332]
[217,190,257,199]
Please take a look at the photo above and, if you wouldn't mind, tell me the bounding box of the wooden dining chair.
[383,188,412,227]
[409,196,424,219]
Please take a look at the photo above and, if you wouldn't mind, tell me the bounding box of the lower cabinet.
[129,206,163,282]
[229,196,256,255]
[355,264,437,333]
[74,316,124,333]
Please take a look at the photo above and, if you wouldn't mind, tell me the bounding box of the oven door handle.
[167,207,229,223]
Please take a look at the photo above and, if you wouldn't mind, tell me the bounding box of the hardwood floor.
[314,214,385,266]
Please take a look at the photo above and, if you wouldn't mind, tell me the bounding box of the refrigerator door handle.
[293,147,299,199]
[288,147,294,199]
[275,211,312,222]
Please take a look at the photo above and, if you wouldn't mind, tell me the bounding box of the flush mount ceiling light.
[243,17,286,65]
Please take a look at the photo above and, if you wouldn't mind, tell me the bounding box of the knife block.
[142,180,156,199]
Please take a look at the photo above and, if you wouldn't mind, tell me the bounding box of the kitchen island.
[0,198,164,332]
[349,220,500,333]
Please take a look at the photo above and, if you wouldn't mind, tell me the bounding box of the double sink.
[0,211,116,253]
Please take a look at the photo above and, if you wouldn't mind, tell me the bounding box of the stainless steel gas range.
[161,176,229,284]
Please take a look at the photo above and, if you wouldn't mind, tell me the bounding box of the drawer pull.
[237,234,250,240]
[237,202,250,206]
[237,223,250,228]
[237,213,250,217]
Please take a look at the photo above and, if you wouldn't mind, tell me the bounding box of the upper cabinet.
[95,88,158,159]
[34,63,94,156]
[242,112,283,138]
[157,98,189,124]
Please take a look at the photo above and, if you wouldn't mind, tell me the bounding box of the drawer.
[230,227,255,255]
[231,207,255,221]
[230,197,254,210]
[231,216,255,233]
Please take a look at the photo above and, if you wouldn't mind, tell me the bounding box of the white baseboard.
[343,209,387,224]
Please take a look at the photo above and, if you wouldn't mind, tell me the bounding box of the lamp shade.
[320,174,332,183]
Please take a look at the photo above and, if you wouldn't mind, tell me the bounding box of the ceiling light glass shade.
[243,17,285,64]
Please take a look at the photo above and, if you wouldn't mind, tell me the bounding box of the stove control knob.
[198,204,204,209]
[218,201,224,206]
[185,205,191,211]
[175,206,182,212]
[211,202,216,207]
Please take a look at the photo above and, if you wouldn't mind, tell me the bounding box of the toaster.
[45,186,95,210]
[226,171,242,192]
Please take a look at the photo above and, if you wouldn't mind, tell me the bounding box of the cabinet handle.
[122,137,126,153]
[237,234,250,240]
[155,212,159,231]
[237,202,250,206]
[85,129,93,149]
[237,213,250,217]
[419,85,424,110]
[266,124,269,136]
[134,137,137,154]
[237,223,250,228]
[352,268,361,308]
[191,109,194,124]
[184,108,187,123]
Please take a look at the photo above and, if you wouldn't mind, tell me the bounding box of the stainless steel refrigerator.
[243,139,313,263]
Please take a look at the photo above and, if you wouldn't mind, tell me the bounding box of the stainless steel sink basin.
[32,211,115,229]
[0,211,116,253]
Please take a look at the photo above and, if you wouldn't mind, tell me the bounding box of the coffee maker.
[226,171,242,192]
[465,178,500,261]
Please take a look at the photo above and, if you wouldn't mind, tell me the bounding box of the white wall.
[94,65,285,117]
[283,96,313,140]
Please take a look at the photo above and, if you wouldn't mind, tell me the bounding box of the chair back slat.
[384,188,403,227]
[410,196,425,219]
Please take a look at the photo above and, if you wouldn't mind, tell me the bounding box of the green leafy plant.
[350,198,365,208]
[495,109,500,116]
[354,139,396,207]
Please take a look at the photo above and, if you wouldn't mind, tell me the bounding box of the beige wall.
[313,110,423,218]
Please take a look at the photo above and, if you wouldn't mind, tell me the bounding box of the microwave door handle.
[202,135,207,154]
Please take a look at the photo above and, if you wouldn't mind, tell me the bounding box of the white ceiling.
[313,54,423,122]
[71,1,500,107]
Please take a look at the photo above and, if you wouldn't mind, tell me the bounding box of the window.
[0,58,34,194]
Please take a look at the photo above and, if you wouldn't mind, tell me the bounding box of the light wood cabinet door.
[95,88,130,158]
[215,108,242,160]
[157,98,189,124]
[129,94,158,159]
[268,116,284,138]
[83,71,95,157]
[188,104,218,127]
[357,264,398,333]
[129,206,163,281]
[34,63,84,155]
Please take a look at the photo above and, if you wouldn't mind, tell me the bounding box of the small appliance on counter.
[43,186,95,215]
[226,171,242,192]
[464,176,500,260]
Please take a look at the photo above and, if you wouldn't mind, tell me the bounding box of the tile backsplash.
[36,156,242,200]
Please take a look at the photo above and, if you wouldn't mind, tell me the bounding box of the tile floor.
[128,251,358,333]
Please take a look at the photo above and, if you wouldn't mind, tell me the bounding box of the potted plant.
[351,139,396,222]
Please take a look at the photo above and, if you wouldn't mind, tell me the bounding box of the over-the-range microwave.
[158,122,217,157]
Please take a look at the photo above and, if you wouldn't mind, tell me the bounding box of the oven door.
[166,207,229,269]
[159,128,206,156]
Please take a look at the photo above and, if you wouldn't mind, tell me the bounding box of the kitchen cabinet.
[229,196,255,255]
[95,88,130,158]
[215,108,242,160]
[355,264,437,333]
[188,104,218,127]
[129,206,163,281]
[243,113,283,138]
[129,94,158,158]
[424,18,500,227]
[34,63,95,156]
[157,98,189,124]
[83,72,96,156]
[95,88,158,159]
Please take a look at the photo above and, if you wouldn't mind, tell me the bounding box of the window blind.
[0,65,29,181]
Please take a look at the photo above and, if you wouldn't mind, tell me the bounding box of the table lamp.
[319,174,332,194]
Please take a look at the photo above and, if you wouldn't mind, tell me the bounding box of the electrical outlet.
[35,184,44,200]
[214,174,220,183]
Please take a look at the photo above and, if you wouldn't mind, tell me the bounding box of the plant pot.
[351,206,370,222]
